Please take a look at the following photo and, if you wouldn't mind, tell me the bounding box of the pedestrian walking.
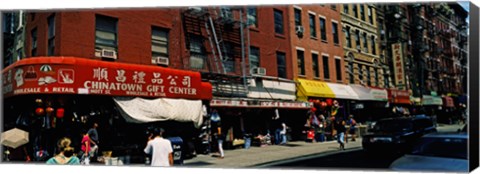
[144,127,173,167]
[80,130,92,165]
[280,122,288,145]
[210,109,224,159]
[317,114,326,142]
[346,115,357,142]
[87,122,99,161]
[334,118,346,150]
[46,137,80,165]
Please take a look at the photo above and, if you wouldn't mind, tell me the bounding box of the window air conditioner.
[101,49,117,59]
[252,67,266,76]
[153,56,169,66]
[295,26,304,36]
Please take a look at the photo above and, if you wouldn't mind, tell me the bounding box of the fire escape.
[182,7,249,98]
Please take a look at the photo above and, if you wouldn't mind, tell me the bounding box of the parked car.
[390,132,468,172]
[362,116,437,155]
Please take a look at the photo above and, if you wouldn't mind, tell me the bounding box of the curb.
[252,146,363,168]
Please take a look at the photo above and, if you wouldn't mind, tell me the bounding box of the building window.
[247,7,258,27]
[249,46,260,70]
[297,50,305,76]
[31,27,37,56]
[374,68,379,86]
[323,55,330,79]
[359,64,364,82]
[368,6,374,25]
[189,35,206,70]
[312,53,319,78]
[343,4,349,14]
[309,14,316,38]
[360,4,365,21]
[222,42,235,73]
[294,8,302,26]
[274,9,284,35]
[47,14,55,56]
[355,30,360,50]
[362,33,368,53]
[352,4,358,18]
[220,7,233,19]
[277,52,287,78]
[331,5,337,11]
[367,66,371,86]
[95,15,118,51]
[349,64,354,83]
[320,17,327,41]
[336,59,342,81]
[332,22,339,45]
[370,35,376,55]
[345,26,352,48]
[151,27,169,58]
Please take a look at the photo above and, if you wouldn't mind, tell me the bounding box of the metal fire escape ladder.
[204,18,222,74]
[207,15,227,74]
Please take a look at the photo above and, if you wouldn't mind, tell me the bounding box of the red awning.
[2,57,212,100]
[443,96,454,107]
[387,89,411,105]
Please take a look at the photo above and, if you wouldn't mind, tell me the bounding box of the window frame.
[332,21,339,45]
[312,53,319,78]
[297,49,305,76]
[319,17,327,41]
[247,7,258,28]
[189,35,206,70]
[151,26,169,58]
[363,32,369,53]
[309,13,317,38]
[335,58,342,81]
[31,27,37,56]
[371,35,376,55]
[322,55,330,79]
[95,15,118,51]
[274,9,284,35]
[294,8,302,26]
[345,26,352,48]
[352,4,358,18]
[249,46,260,70]
[277,52,287,78]
[360,4,366,21]
[47,14,55,56]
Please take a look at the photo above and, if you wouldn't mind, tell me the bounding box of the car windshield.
[410,137,467,159]
[373,119,412,132]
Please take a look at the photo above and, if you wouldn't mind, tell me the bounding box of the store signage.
[391,43,406,90]
[2,57,210,100]
[210,99,311,108]
[370,89,388,101]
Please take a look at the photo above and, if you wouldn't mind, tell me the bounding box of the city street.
[262,123,465,170]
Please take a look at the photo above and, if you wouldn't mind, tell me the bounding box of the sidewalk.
[181,138,363,168]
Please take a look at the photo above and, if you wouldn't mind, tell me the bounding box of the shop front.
[387,89,412,117]
[296,79,358,141]
[422,93,443,124]
[207,77,310,148]
[2,57,212,163]
[350,85,389,123]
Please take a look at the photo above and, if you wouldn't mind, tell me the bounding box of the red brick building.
[287,4,345,83]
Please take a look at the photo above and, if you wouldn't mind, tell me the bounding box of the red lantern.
[326,99,333,106]
[56,108,65,118]
[320,101,328,109]
[35,108,45,115]
[310,107,317,112]
[46,107,54,114]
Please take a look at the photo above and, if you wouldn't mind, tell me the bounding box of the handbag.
[24,66,37,79]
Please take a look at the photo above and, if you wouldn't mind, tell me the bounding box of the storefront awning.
[443,96,454,107]
[350,85,388,101]
[327,83,359,100]
[422,95,443,105]
[210,98,312,109]
[2,57,212,100]
[296,79,335,100]
[388,89,411,105]
[113,97,204,128]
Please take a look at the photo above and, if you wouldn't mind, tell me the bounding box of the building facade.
[341,4,384,88]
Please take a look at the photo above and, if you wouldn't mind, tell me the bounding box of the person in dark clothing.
[334,118,346,150]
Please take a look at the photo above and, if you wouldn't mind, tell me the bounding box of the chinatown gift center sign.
[391,43,406,90]
[2,57,212,100]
